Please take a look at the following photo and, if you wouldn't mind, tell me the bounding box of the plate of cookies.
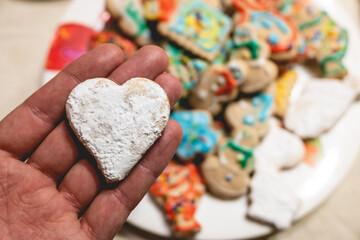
[43,0,360,239]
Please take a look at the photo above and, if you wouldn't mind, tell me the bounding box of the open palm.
[0,45,182,240]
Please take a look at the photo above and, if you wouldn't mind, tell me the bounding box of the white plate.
[45,0,360,239]
[127,1,360,239]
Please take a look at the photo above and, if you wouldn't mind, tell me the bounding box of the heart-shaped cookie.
[66,77,170,182]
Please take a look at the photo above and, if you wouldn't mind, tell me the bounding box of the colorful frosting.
[150,162,204,233]
[220,140,254,169]
[303,138,323,167]
[168,0,232,53]
[233,27,261,59]
[165,44,207,94]
[243,94,274,126]
[235,9,298,54]
[302,12,348,77]
[213,69,238,96]
[171,111,218,160]
[234,0,272,11]
[275,70,297,117]
[143,0,177,21]
[185,59,208,89]
[89,31,137,56]
[123,0,149,38]
[278,0,348,77]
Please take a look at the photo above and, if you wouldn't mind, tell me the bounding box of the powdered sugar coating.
[284,79,356,139]
[254,127,305,171]
[66,78,170,182]
[248,170,300,229]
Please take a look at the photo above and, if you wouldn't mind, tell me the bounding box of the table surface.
[1,1,360,239]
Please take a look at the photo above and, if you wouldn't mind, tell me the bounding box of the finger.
[154,73,182,108]
[0,44,126,159]
[26,46,173,184]
[58,159,101,214]
[26,121,79,183]
[108,45,169,84]
[80,120,182,240]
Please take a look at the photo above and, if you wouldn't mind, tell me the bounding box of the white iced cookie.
[254,127,305,171]
[66,78,170,183]
[284,79,356,139]
[248,170,300,229]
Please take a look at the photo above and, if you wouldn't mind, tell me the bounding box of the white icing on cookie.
[248,170,300,229]
[254,127,305,170]
[66,78,170,182]
[285,79,356,139]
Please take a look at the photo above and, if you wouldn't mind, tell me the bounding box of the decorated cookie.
[248,169,301,229]
[89,31,137,56]
[233,9,301,62]
[201,125,259,199]
[158,0,233,61]
[165,43,208,98]
[151,162,205,235]
[284,79,356,139]
[225,93,274,138]
[212,40,235,65]
[254,126,305,171]
[274,70,298,117]
[232,25,269,60]
[278,0,348,78]
[233,0,273,11]
[142,0,179,22]
[171,111,218,161]
[106,0,151,45]
[241,57,278,94]
[66,78,170,182]
[201,154,250,199]
[231,125,260,149]
[189,60,249,115]
[301,12,348,78]
[232,38,279,93]
[185,59,209,91]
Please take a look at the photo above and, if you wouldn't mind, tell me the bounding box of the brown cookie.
[232,40,279,93]
[106,0,152,45]
[189,61,249,115]
[224,93,274,138]
[201,155,250,199]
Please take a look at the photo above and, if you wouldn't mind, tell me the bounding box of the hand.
[0,45,182,240]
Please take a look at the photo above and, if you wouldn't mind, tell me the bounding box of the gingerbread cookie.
[201,154,250,199]
[189,60,249,115]
[106,0,152,45]
[151,162,205,235]
[170,111,218,161]
[158,0,233,61]
[225,93,274,138]
[241,58,278,94]
[233,9,301,62]
[201,125,259,199]
[284,78,356,139]
[66,78,170,182]
[232,38,279,93]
